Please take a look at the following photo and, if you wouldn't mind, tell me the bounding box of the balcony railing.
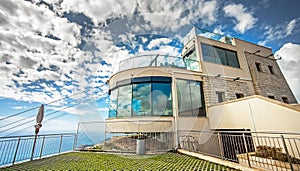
[0,133,76,167]
[183,27,234,46]
[179,130,300,171]
[117,54,198,72]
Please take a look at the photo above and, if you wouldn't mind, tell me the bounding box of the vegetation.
[253,145,300,164]
[4,152,239,170]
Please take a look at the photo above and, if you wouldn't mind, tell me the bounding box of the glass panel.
[117,85,132,117]
[202,44,216,63]
[226,51,239,68]
[152,83,172,116]
[216,48,227,65]
[176,79,192,113]
[132,83,151,116]
[109,89,118,118]
[134,55,153,68]
[190,81,202,109]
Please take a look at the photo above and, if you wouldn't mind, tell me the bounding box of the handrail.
[0,133,76,139]
[178,130,300,135]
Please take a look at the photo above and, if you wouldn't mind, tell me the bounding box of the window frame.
[268,65,275,74]
[255,62,262,72]
[216,91,225,103]
[176,79,206,117]
[109,76,173,118]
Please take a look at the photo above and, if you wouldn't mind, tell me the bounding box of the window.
[176,79,205,116]
[268,65,274,74]
[268,95,275,99]
[216,92,225,103]
[255,62,262,72]
[282,97,289,104]
[152,83,172,116]
[117,85,132,117]
[236,93,244,99]
[109,89,118,118]
[201,43,240,68]
[109,76,172,118]
[132,84,151,116]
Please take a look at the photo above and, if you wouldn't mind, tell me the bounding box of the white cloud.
[148,38,172,49]
[286,19,297,36]
[275,43,300,102]
[223,3,257,34]
[259,19,299,46]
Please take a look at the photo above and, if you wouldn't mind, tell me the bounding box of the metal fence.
[75,121,174,153]
[0,133,76,167]
[178,130,300,171]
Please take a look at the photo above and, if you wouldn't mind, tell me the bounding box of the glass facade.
[176,79,205,116]
[201,43,240,68]
[109,76,172,118]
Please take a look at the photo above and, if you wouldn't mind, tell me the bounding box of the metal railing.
[0,133,76,167]
[117,54,199,72]
[178,130,300,171]
[75,121,174,153]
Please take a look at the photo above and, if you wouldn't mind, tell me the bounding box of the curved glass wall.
[109,76,172,118]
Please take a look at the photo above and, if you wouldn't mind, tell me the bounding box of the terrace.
[1,123,300,170]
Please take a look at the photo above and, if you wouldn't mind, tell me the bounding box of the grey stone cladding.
[202,76,253,106]
[245,52,297,104]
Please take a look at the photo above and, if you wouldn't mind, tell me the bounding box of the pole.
[12,137,21,165]
[242,133,251,168]
[30,133,38,161]
[281,135,294,171]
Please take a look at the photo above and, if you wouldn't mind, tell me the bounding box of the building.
[106,27,300,150]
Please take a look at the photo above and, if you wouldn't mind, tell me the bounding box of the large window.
[201,43,240,68]
[176,79,205,116]
[109,76,172,118]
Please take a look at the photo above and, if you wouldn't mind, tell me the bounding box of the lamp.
[215,74,221,78]
[233,77,240,81]
[265,54,273,58]
[251,50,261,54]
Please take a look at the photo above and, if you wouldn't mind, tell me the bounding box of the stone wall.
[202,76,254,106]
[245,53,297,104]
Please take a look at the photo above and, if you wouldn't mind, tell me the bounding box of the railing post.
[217,132,224,159]
[281,135,294,171]
[39,136,45,159]
[242,133,251,168]
[58,135,63,154]
[30,134,38,161]
[73,123,80,150]
[12,137,21,165]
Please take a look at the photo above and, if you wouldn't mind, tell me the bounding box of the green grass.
[4,152,239,170]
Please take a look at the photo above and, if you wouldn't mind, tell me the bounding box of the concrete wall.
[208,95,300,132]
[106,117,174,133]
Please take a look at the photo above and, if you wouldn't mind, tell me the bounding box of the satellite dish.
[36,104,44,124]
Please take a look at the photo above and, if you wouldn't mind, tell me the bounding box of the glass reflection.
[117,85,132,117]
[152,83,172,116]
[132,84,151,116]
[109,89,118,118]
[176,79,204,116]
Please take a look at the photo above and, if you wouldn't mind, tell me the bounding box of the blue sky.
[0,0,300,136]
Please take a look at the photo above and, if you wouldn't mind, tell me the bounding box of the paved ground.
[4,152,240,170]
